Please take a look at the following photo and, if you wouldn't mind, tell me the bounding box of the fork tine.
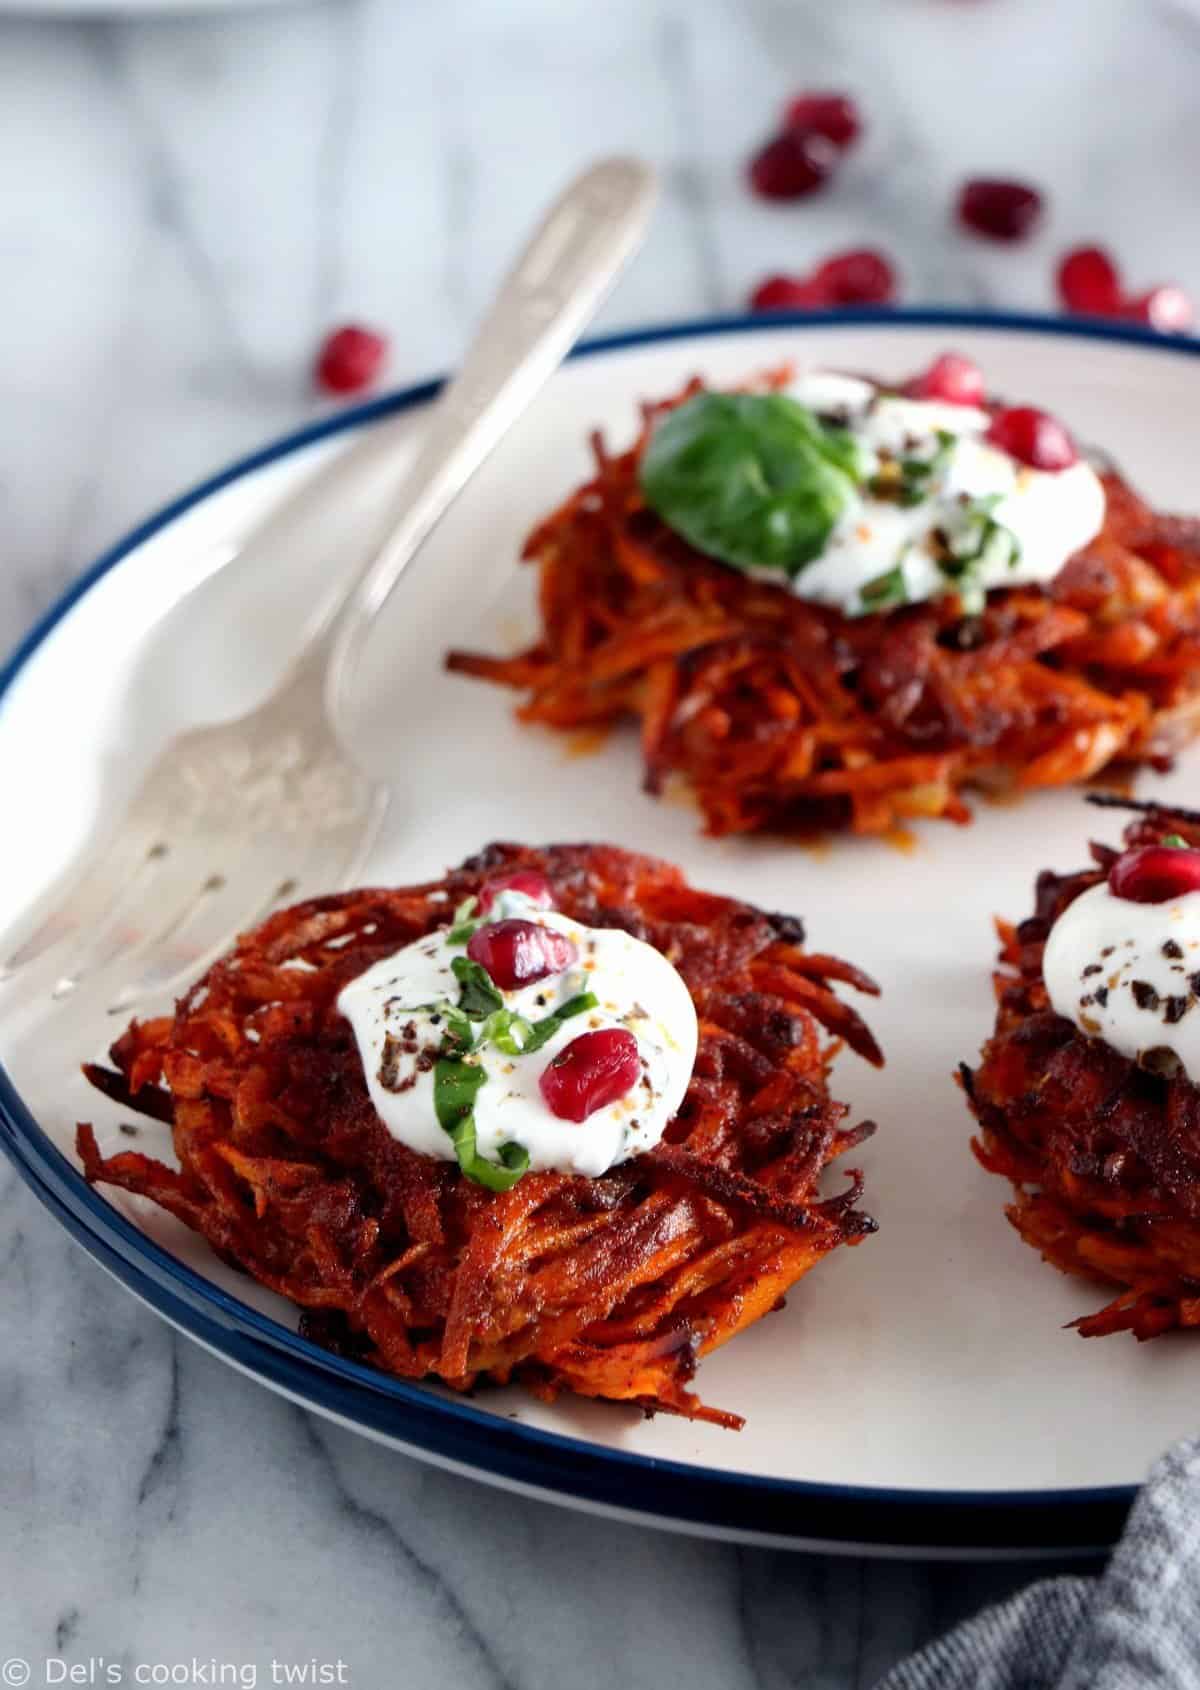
[49,850,200,1000]
[102,860,304,1016]
[0,825,169,987]
[4,165,655,1017]
[253,805,390,924]
[103,796,390,1016]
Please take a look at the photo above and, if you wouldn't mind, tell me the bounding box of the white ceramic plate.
[3,310,1199,1555]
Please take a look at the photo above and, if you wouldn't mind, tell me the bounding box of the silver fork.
[0,157,657,1015]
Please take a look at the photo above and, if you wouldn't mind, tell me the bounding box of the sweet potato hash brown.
[966,796,1200,1340]
[447,374,1200,837]
[77,842,881,1427]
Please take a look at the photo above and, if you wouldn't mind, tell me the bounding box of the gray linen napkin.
[877,1440,1200,1689]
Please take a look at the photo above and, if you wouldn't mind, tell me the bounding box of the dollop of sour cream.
[337,890,698,1178]
[1044,882,1200,1078]
[777,372,1105,616]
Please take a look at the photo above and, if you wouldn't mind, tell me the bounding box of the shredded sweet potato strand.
[78,842,880,1425]
[448,374,1200,836]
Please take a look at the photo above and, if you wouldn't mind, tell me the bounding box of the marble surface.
[3,0,1199,1681]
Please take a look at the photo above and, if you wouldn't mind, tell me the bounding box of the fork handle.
[307,157,658,726]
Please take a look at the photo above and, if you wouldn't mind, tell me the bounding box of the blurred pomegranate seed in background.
[957,178,1043,241]
[1128,285,1194,333]
[1057,246,1122,315]
[1055,246,1193,333]
[812,249,897,304]
[986,406,1078,471]
[784,92,862,149]
[315,325,388,395]
[749,274,826,311]
[748,128,839,200]
[749,250,897,313]
[906,353,986,405]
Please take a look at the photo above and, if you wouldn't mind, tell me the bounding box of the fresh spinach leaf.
[639,392,864,578]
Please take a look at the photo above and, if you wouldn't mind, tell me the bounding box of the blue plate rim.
[3,305,1192,1551]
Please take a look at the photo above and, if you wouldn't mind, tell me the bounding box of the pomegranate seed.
[1057,246,1122,316]
[314,324,388,395]
[749,274,826,313]
[1127,285,1195,335]
[985,406,1078,471]
[957,179,1043,242]
[477,870,556,914]
[906,353,985,406]
[811,248,897,305]
[784,92,861,149]
[748,129,838,201]
[467,919,576,991]
[539,1028,641,1122]
[1055,247,1194,334]
[1110,845,1200,904]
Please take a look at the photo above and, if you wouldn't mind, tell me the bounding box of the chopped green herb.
[937,495,1020,614]
[1163,834,1189,849]
[444,1114,530,1191]
[450,1119,530,1191]
[899,473,932,503]
[438,1005,476,1054]
[482,1007,533,1055]
[433,1055,486,1134]
[451,955,504,1019]
[481,990,599,1058]
[639,392,864,578]
[387,950,600,1195]
[433,1056,528,1191]
[521,991,599,1053]
[446,896,480,946]
[858,564,909,613]
[870,431,957,509]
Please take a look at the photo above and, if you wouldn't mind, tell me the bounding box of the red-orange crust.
[966,796,1200,1339]
[77,841,881,1425]
[447,374,1200,836]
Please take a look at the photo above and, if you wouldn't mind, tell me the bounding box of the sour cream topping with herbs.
[1044,882,1200,1078]
[337,888,698,1181]
[779,373,1106,616]
[638,370,1106,618]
